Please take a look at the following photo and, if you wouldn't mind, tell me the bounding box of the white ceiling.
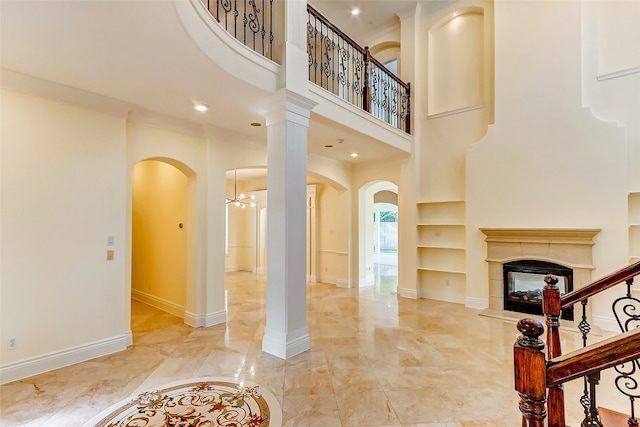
[0,0,413,169]
[309,0,419,46]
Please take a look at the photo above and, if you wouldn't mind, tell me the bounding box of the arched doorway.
[358,181,399,292]
[130,158,193,322]
[373,192,398,294]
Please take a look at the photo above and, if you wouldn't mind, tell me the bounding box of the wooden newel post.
[543,275,561,357]
[543,275,566,426]
[514,318,547,427]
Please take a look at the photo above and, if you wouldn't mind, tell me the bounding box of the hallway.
[0,272,617,426]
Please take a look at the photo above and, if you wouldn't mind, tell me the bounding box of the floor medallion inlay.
[83,377,282,427]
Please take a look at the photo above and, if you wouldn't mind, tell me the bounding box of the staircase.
[513,260,640,427]
[600,407,634,427]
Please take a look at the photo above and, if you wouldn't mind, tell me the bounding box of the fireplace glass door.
[503,260,574,320]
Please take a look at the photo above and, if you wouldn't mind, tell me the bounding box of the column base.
[262,327,310,360]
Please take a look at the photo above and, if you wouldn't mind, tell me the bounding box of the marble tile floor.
[0,272,627,426]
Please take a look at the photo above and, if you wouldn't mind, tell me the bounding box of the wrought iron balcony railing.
[200,0,411,134]
[307,5,411,134]
[202,0,274,60]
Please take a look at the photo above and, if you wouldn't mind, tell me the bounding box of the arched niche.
[428,7,485,115]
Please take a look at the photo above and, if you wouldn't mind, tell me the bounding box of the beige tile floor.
[0,271,628,426]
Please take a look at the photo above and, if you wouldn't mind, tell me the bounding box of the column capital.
[262,89,318,127]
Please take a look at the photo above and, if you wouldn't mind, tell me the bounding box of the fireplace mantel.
[479,228,601,323]
[480,228,601,245]
[480,228,601,269]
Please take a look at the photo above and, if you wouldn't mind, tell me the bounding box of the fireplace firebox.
[503,260,574,321]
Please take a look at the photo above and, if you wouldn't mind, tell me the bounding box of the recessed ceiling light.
[350,152,359,158]
[351,8,360,15]
[194,103,208,112]
[250,122,261,127]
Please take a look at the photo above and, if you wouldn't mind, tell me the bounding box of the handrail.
[516,260,640,426]
[561,260,640,309]
[306,4,411,133]
[515,318,640,426]
[369,55,410,89]
[547,327,640,387]
[307,5,365,55]
[306,5,408,91]
[201,0,412,133]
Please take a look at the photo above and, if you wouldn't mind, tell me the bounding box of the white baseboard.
[131,289,184,318]
[318,275,336,285]
[398,287,418,299]
[184,310,227,328]
[124,330,133,346]
[0,334,129,385]
[336,278,351,288]
[256,266,266,275]
[465,297,489,310]
[307,274,317,283]
[225,265,254,273]
[418,289,465,304]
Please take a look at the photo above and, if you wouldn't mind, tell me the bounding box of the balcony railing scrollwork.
[199,0,411,134]
[307,5,411,134]
[203,0,274,60]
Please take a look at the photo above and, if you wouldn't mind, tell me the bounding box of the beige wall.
[403,0,637,330]
[131,160,188,310]
[3,0,638,384]
[317,184,339,283]
[417,1,493,202]
[1,89,128,369]
[467,0,630,327]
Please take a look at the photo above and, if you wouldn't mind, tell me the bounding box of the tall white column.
[262,89,317,359]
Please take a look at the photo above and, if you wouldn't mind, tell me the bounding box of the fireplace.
[479,228,600,326]
[503,260,574,320]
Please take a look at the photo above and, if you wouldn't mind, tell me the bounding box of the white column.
[262,89,317,359]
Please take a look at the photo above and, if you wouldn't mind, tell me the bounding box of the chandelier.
[226,170,255,208]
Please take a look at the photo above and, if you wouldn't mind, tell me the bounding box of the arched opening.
[373,191,398,294]
[224,168,266,274]
[131,158,195,325]
[358,181,399,292]
[223,168,348,284]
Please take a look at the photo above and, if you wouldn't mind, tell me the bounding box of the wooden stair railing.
[514,260,640,427]
[515,320,640,427]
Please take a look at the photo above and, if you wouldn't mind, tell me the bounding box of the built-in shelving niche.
[417,201,466,300]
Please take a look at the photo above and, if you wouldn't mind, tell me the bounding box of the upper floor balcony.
[201,0,411,135]
[1,0,412,164]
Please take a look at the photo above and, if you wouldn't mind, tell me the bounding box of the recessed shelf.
[418,244,466,250]
[417,225,465,248]
[418,267,466,274]
[416,201,467,298]
[417,201,465,225]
